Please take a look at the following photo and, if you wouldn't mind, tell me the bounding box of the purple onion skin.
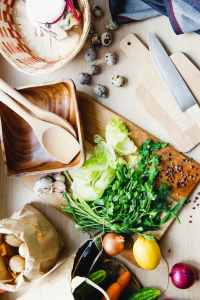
[169,263,199,289]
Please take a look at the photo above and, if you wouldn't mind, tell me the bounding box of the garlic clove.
[52,181,66,194]
[54,174,65,183]
[51,191,64,198]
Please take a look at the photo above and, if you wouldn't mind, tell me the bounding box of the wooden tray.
[23,91,200,267]
[120,34,200,153]
[0,79,84,177]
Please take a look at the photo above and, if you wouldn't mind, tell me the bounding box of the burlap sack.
[0,204,63,291]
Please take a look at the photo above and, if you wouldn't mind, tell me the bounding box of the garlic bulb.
[34,175,66,197]
[34,176,53,196]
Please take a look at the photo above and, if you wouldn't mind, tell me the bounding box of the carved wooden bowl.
[0,79,84,177]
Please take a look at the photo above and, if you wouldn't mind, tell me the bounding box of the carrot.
[101,282,121,300]
[116,270,131,295]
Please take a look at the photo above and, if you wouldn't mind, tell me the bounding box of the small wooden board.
[22,91,200,267]
[120,34,200,153]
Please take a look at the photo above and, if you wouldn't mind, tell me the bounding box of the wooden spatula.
[0,78,77,138]
[0,90,80,164]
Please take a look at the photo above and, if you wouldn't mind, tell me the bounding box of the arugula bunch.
[61,139,186,236]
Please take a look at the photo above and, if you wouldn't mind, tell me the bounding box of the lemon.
[133,236,161,270]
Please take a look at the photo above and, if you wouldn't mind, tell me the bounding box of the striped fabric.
[109,0,200,35]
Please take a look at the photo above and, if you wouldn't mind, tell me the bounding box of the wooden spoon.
[0,78,77,138]
[0,90,81,164]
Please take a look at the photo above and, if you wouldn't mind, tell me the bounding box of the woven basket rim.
[0,0,90,75]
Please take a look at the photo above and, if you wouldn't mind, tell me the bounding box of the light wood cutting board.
[120,34,200,153]
[22,91,200,267]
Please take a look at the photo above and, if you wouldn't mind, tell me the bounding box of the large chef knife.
[148,32,200,128]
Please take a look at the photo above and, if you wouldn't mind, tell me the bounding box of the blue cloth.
[109,0,200,35]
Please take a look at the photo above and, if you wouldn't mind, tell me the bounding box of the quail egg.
[94,84,106,98]
[105,52,116,66]
[91,34,102,49]
[87,65,100,76]
[85,48,96,62]
[105,19,118,31]
[111,75,125,87]
[77,72,90,85]
[91,5,103,17]
[101,32,112,47]
[89,23,96,35]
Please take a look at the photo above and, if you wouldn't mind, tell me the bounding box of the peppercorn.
[182,158,185,162]
[195,173,198,176]
[195,197,198,200]
[189,221,192,223]
[197,192,200,195]
[186,159,189,162]
[193,207,195,209]
[190,166,194,169]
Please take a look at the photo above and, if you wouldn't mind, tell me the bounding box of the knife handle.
[187,104,200,129]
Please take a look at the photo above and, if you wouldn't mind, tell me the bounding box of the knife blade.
[148,32,200,129]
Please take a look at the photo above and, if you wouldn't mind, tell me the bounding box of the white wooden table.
[1,1,200,299]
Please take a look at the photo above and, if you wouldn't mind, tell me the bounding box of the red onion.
[169,263,199,289]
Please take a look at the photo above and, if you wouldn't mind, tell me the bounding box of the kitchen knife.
[148,32,200,129]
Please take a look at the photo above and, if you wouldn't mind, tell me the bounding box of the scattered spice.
[189,200,191,202]
[192,207,195,209]
[168,250,171,252]
[189,221,192,223]
[186,159,189,162]
[168,153,171,156]
[190,166,194,169]
[193,177,196,180]
[195,197,198,200]
[197,192,200,195]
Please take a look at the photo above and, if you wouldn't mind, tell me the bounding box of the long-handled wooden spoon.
[0,90,81,164]
[0,78,77,138]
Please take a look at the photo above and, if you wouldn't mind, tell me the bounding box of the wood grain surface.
[1,0,200,299]
[22,91,200,267]
[0,79,84,177]
[120,34,200,152]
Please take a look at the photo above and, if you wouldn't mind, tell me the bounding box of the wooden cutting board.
[22,91,200,267]
[120,34,200,153]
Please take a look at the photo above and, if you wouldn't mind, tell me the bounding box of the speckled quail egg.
[101,32,112,47]
[87,65,100,76]
[111,75,125,87]
[89,23,96,35]
[91,5,103,17]
[105,19,118,31]
[77,72,90,85]
[85,48,96,62]
[105,52,116,66]
[94,84,106,98]
[91,34,102,49]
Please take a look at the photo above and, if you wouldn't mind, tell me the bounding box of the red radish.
[169,262,199,289]
[103,233,125,255]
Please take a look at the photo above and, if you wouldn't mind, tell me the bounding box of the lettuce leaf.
[127,155,140,169]
[106,118,137,155]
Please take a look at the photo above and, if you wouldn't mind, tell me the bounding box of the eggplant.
[72,233,103,278]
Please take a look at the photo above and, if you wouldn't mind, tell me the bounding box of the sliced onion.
[169,262,199,289]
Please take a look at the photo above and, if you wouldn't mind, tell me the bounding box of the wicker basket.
[0,0,90,75]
